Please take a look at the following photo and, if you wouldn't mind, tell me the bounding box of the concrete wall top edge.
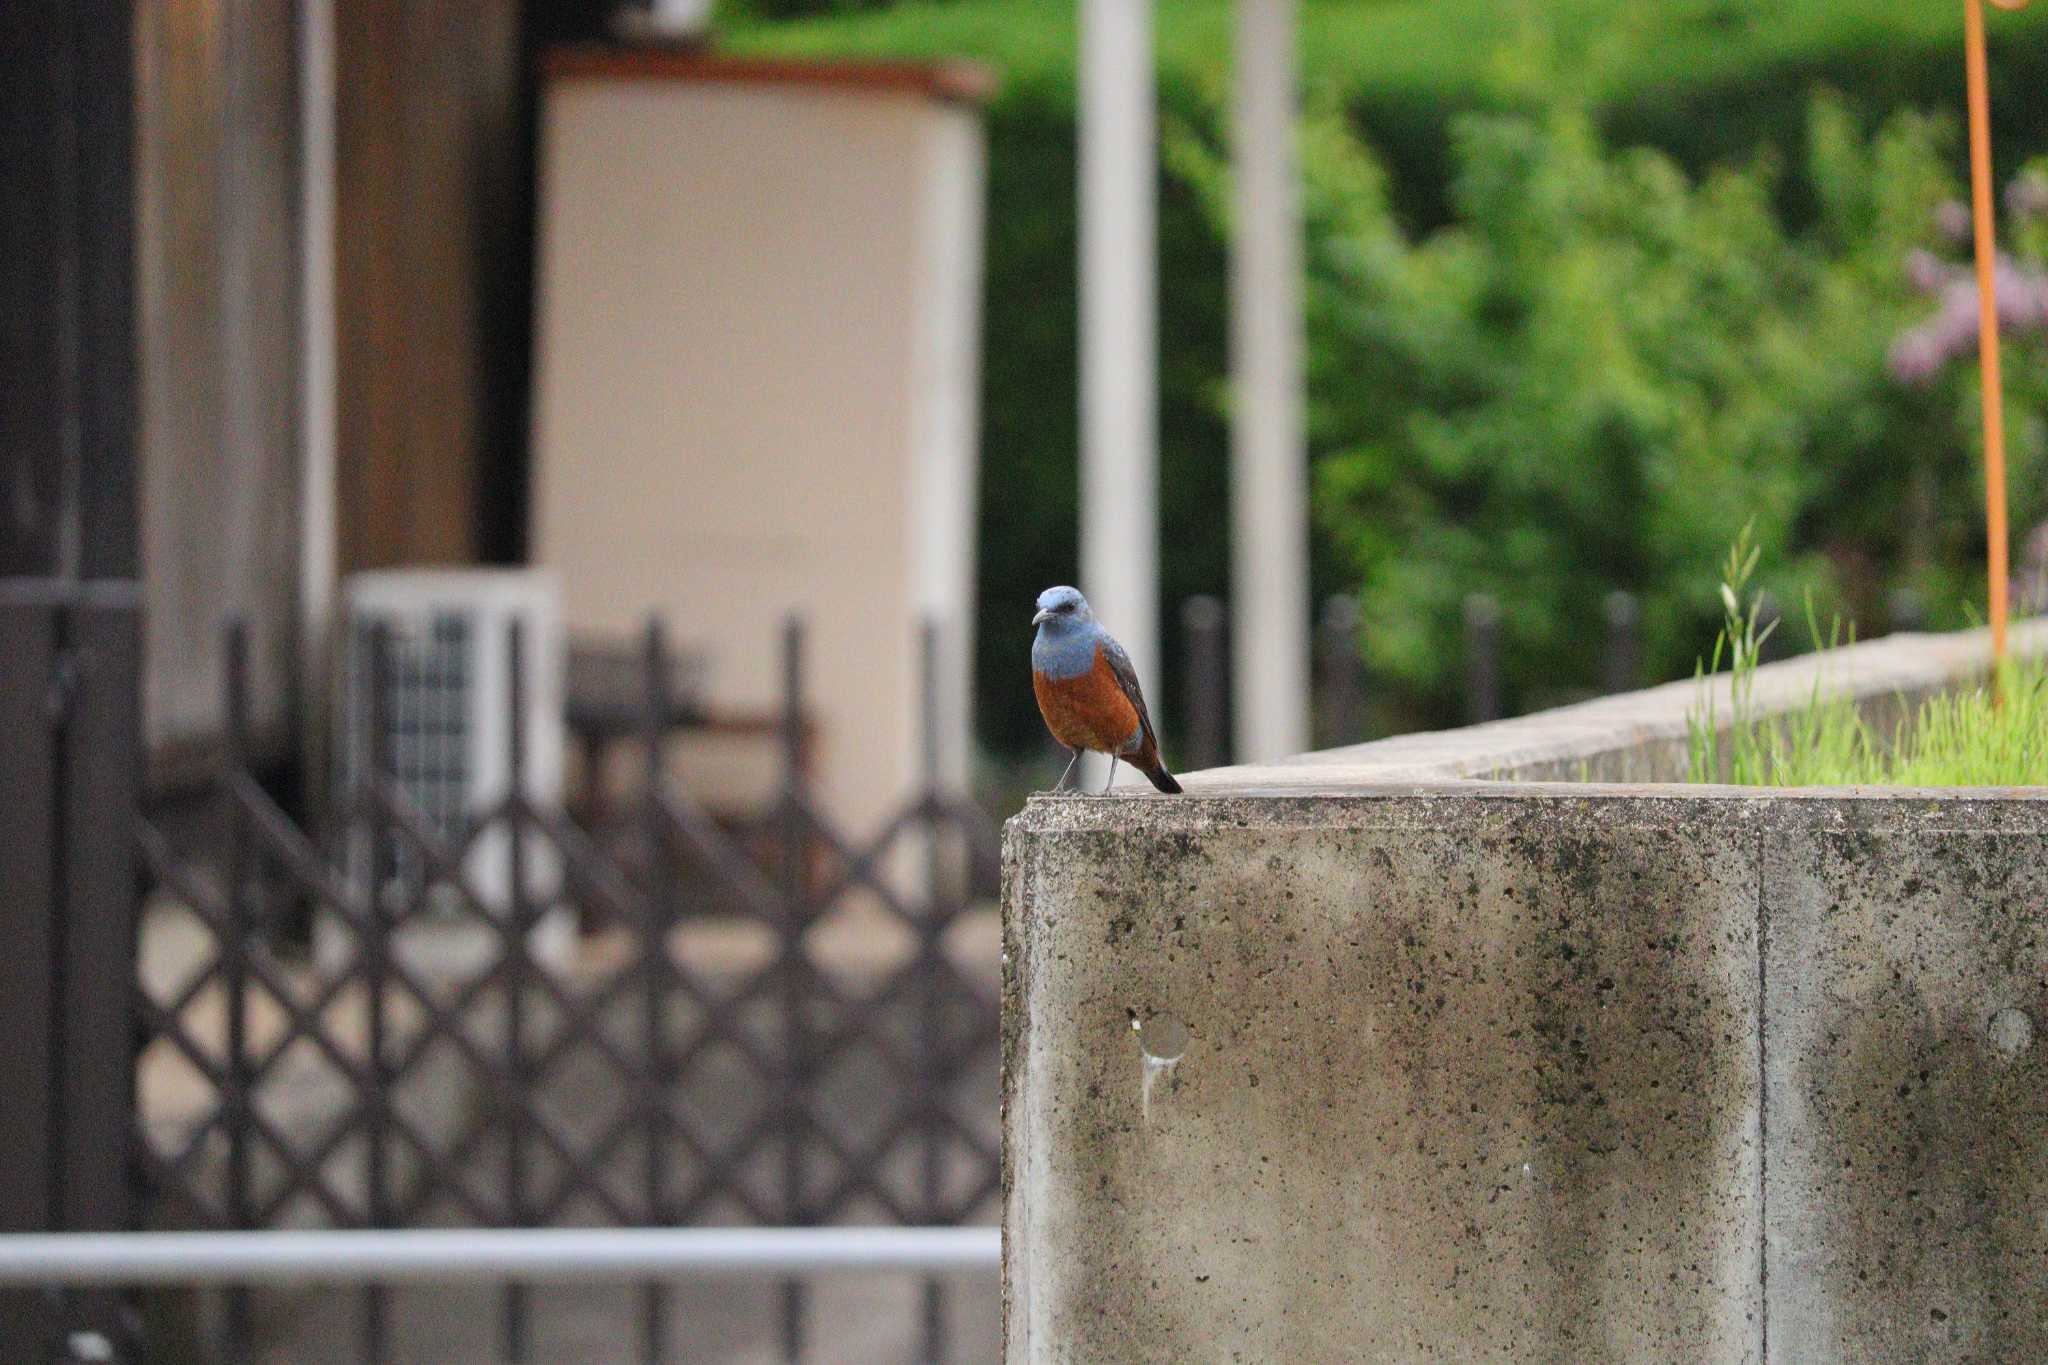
[1008,785,2048,840]
[1167,619,2047,794]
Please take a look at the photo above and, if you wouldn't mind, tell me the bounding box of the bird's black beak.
[1032,608,1053,626]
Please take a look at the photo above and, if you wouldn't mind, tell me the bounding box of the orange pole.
[1963,0,2021,666]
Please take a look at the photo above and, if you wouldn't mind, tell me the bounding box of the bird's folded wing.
[1100,636,1158,754]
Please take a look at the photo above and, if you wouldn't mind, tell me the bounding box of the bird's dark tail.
[1140,759,1182,795]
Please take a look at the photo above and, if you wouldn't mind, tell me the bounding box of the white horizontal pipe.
[0,1227,999,1287]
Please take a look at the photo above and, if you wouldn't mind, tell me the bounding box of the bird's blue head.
[1031,586,1098,678]
[1032,585,1094,632]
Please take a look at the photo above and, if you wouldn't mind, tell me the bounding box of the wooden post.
[1181,596,1228,771]
[1464,593,1502,725]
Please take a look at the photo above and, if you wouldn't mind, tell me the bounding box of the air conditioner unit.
[323,568,572,978]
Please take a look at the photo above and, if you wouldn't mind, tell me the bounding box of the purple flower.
[1905,248,1951,296]
[1888,329,1944,385]
[1994,257,2048,329]
[1887,254,2048,386]
[2007,171,2048,223]
[1935,200,1974,244]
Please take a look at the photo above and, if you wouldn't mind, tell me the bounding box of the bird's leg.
[1054,747,1081,793]
[1099,755,1119,795]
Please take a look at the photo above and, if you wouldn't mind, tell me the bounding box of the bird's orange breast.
[1034,648,1142,755]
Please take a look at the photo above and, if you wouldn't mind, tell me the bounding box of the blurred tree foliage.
[1173,84,2048,726]
[727,1,2048,755]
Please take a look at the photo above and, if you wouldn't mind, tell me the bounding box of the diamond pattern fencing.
[133,617,1001,1363]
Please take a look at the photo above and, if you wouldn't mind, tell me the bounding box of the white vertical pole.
[906,111,988,794]
[1079,0,1159,786]
[298,0,338,799]
[1229,0,1309,761]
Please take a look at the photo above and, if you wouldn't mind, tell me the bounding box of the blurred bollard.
[1755,590,1788,661]
[1463,593,1501,724]
[1182,595,1227,772]
[1889,587,1928,635]
[1317,595,1364,749]
[1603,591,1641,695]
[2020,522,2048,615]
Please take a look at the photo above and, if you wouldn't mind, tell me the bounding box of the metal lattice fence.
[132,617,1000,1363]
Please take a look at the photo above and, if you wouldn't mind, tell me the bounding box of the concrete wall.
[1003,622,2048,1362]
[1763,799,2048,1359]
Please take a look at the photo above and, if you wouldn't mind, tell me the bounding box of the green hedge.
[725,0,2048,758]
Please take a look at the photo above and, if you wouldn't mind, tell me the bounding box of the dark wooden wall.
[133,0,565,766]
[127,0,599,771]
[0,0,137,581]
[135,0,302,765]
[335,0,614,574]
[336,0,529,573]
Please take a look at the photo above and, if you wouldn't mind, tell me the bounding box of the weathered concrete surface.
[1005,793,1766,1362]
[1004,788,2048,1363]
[1763,799,2048,1361]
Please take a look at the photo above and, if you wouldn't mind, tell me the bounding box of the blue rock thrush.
[1030,586,1182,794]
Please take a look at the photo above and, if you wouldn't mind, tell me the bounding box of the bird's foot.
[1038,746,1082,796]
[1097,756,1120,795]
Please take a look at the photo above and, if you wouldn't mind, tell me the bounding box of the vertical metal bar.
[1602,591,1640,695]
[0,591,60,1358]
[501,620,531,1364]
[576,732,607,869]
[2,0,139,1343]
[1463,593,1501,724]
[1316,594,1362,749]
[1180,596,1226,772]
[53,586,143,1358]
[222,621,255,1362]
[639,618,673,1365]
[361,622,393,1363]
[778,615,807,1364]
[917,620,946,1365]
[1889,587,1928,635]
[296,0,340,846]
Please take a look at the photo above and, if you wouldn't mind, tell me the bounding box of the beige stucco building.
[530,52,989,834]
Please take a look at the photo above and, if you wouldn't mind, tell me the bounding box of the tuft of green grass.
[1687,528,2048,787]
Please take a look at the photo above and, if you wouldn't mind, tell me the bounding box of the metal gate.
[130,617,1000,1361]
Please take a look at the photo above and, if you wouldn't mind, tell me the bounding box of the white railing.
[0,1226,999,1286]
